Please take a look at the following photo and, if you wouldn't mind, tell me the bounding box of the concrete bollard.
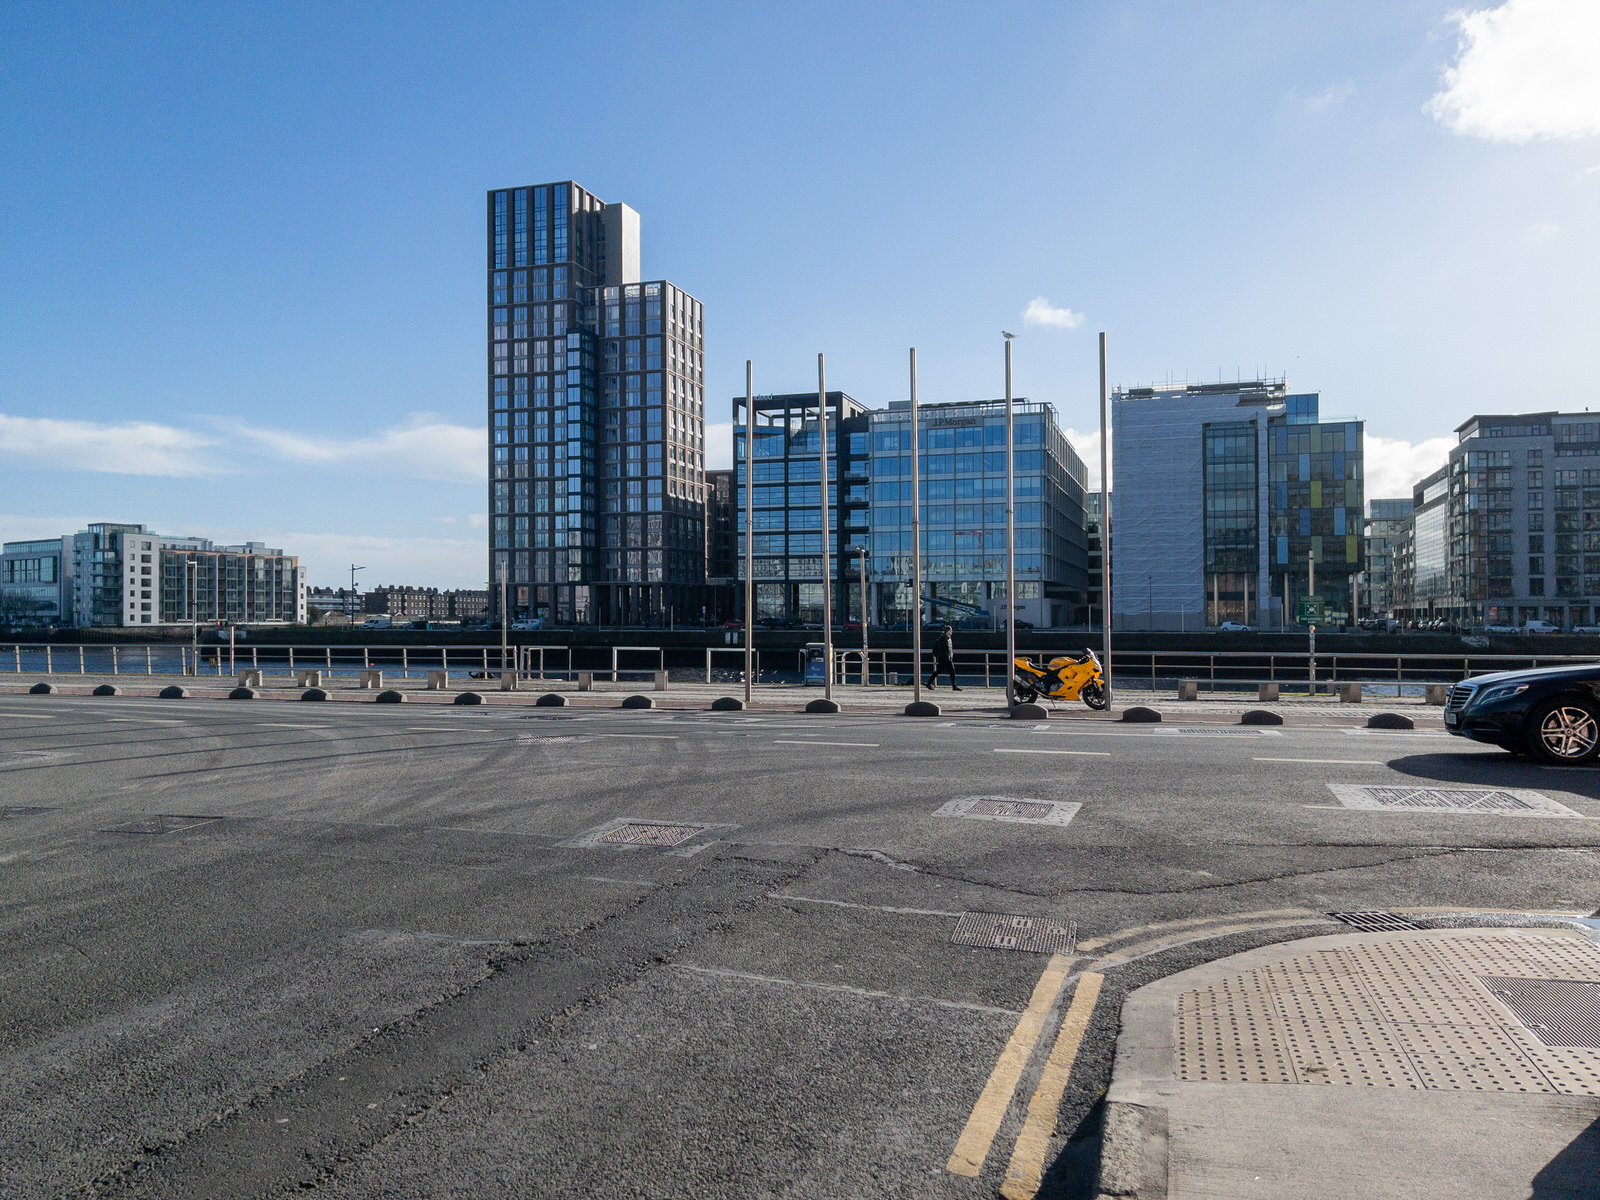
[500,671,519,692]
[295,669,322,688]
[1177,680,1198,701]
[238,669,263,688]
[1425,684,1449,706]
[654,669,668,692]
[577,671,594,692]
[358,669,383,689]
[1257,682,1280,702]
[1339,682,1363,703]
[426,669,448,690]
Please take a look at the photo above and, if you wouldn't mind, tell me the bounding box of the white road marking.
[671,964,1018,1017]
[766,892,965,918]
[772,739,878,748]
[592,733,680,740]
[0,713,55,720]
[994,747,1111,757]
[1254,757,1385,765]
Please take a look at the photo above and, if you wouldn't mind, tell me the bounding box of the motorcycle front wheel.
[1081,680,1108,710]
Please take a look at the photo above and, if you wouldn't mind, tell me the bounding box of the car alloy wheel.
[1533,701,1600,763]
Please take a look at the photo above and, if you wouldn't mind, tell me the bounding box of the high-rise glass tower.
[487,181,706,625]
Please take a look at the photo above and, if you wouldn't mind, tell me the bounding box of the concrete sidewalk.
[1099,926,1600,1199]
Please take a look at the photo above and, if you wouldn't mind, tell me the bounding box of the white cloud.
[466,512,488,529]
[1301,80,1355,110]
[230,413,484,483]
[705,421,733,471]
[1021,297,1085,330]
[0,414,220,476]
[1426,0,1600,142]
[1363,434,1455,500]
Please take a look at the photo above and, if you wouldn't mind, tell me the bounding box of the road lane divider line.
[767,892,966,918]
[591,733,680,739]
[994,748,1111,757]
[946,953,1075,1178]
[771,739,878,747]
[0,713,55,719]
[670,964,1019,1016]
[1253,757,1384,764]
[1000,972,1105,1200]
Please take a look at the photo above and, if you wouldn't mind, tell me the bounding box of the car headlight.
[1474,683,1529,705]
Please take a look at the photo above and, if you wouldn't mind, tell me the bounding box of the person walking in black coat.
[927,624,960,689]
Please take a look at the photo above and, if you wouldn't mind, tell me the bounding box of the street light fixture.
[1003,331,1016,709]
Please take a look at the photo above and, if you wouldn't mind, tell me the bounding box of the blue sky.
[3,1,1598,586]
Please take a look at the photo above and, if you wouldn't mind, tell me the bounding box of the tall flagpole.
[910,348,922,705]
[744,360,754,706]
[1099,331,1113,707]
[818,353,833,701]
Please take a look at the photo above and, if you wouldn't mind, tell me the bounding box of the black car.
[1443,663,1600,761]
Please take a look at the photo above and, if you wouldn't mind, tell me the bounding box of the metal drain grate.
[99,815,220,836]
[1166,728,1258,735]
[595,822,703,847]
[517,735,584,744]
[933,796,1081,827]
[1326,783,1582,817]
[967,799,1054,819]
[1483,977,1600,1048]
[1,805,56,817]
[952,912,1077,954]
[1328,911,1421,932]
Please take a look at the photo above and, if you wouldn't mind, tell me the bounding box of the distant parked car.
[721,619,744,630]
[1524,620,1562,635]
[1218,621,1251,632]
[1484,623,1521,635]
[361,617,392,630]
[1572,625,1600,635]
[509,618,543,631]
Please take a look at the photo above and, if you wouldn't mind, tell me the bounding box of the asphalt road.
[3,695,1598,1199]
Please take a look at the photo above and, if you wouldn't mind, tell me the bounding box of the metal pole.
[499,562,508,674]
[910,348,923,705]
[190,560,198,677]
[1308,549,1317,696]
[744,360,754,705]
[1004,333,1016,708]
[818,352,833,701]
[1099,332,1113,706]
[859,547,869,684]
[229,624,235,675]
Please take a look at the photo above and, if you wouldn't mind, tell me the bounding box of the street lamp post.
[1099,331,1113,706]
[855,545,869,684]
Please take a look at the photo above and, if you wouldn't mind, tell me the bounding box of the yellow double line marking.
[945,960,1104,1190]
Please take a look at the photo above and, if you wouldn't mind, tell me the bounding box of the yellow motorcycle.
[1012,648,1108,709]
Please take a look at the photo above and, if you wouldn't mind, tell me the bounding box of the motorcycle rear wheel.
[1012,678,1040,704]
[1081,680,1108,710]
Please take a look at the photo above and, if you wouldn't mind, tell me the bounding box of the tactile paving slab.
[1174,933,1600,1095]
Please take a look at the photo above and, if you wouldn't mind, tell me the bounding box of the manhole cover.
[1482,977,1600,1048]
[1326,784,1582,817]
[953,912,1078,954]
[934,796,1081,827]
[99,815,220,836]
[596,822,703,847]
[1328,911,1421,932]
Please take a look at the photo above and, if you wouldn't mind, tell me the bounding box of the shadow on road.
[1384,753,1600,799]
[1531,1113,1600,1198]
[1038,1098,1104,1200]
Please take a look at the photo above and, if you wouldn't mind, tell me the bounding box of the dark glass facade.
[488,181,706,625]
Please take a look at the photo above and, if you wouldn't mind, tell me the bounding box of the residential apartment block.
[1112,380,1364,630]
[364,586,489,622]
[487,180,706,628]
[1363,498,1414,618]
[1392,413,1600,629]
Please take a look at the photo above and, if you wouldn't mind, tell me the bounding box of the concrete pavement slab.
[1101,927,1600,1199]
